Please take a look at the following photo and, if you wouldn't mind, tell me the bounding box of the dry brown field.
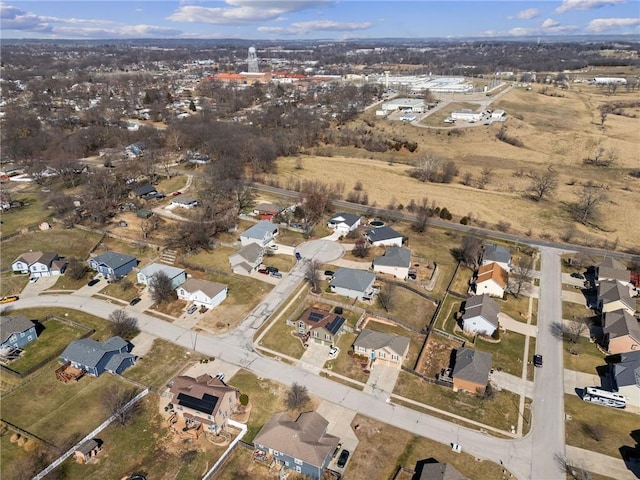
[272,83,640,250]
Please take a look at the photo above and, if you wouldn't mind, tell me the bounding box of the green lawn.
[325,332,369,384]
[0,273,29,297]
[7,318,89,374]
[498,294,532,323]
[49,272,91,291]
[562,301,592,320]
[156,174,188,194]
[563,337,605,375]
[393,371,523,432]
[0,194,51,237]
[261,252,296,272]
[475,331,527,377]
[8,307,113,340]
[565,394,638,458]
[1,372,139,448]
[1,228,103,270]
[186,246,236,273]
[124,339,192,390]
[258,318,306,359]
[435,295,462,335]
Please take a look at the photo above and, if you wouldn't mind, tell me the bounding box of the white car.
[215,372,225,381]
[268,244,279,251]
[29,277,38,284]
[328,347,339,359]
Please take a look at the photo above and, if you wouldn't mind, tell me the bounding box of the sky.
[1,0,639,40]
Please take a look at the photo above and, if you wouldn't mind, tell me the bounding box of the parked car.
[533,354,543,367]
[268,244,279,251]
[324,270,335,277]
[570,272,585,279]
[172,191,182,196]
[295,252,302,261]
[328,347,339,359]
[215,372,225,381]
[87,278,100,287]
[265,266,279,273]
[258,268,269,275]
[187,305,198,314]
[337,449,350,468]
[270,272,282,279]
[129,297,142,306]
[29,277,38,284]
[0,295,19,304]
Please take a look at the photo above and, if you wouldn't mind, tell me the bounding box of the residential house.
[372,247,411,280]
[475,262,508,298]
[253,202,285,220]
[11,251,66,277]
[598,280,636,315]
[168,374,240,434]
[412,460,468,480]
[451,347,492,394]
[602,309,640,354]
[229,243,264,275]
[74,439,102,464]
[461,294,499,336]
[0,315,38,350]
[610,350,640,407]
[88,251,137,280]
[352,328,410,368]
[296,307,346,346]
[481,243,512,272]
[170,195,198,209]
[130,183,156,199]
[253,411,340,480]
[240,220,279,247]
[597,258,631,286]
[176,278,227,309]
[60,336,135,377]
[327,212,361,235]
[365,226,404,247]
[330,268,376,301]
[137,263,187,290]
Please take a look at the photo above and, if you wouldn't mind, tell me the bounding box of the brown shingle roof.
[179,278,226,299]
[476,262,508,289]
[169,374,237,416]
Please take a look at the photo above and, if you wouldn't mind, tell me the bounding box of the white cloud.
[168,0,333,25]
[507,27,537,36]
[542,18,559,28]
[258,19,372,35]
[555,0,626,14]
[515,8,539,20]
[585,17,640,32]
[53,24,182,38]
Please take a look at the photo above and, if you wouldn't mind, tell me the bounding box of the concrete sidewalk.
[491,371,533,398]
[566,445,638,480]
[498,313,537,337]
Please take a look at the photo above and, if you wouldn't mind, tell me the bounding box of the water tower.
[247,46,259,73]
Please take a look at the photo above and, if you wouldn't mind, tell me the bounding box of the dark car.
[533,354,543,367]
[129,297,142,306]
[87,278,100,287]
[295,252,302,261]
[265,266,279,273]
[258,268,269,275]
[324,270,335,277]
[337,449,350,468]
[570,272,585,279]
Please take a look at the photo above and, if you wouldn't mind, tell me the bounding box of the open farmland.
[272,84,640,250]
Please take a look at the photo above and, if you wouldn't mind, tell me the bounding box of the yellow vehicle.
[0,295,19,304]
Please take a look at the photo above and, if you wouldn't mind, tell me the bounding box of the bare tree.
[477,168,492,189]
[459,237,483,269]
[352,238,370,258]
[305,259,322,294]
[412,205,430,233]
[300,181,331,232]
[108,309,140,340]
[149,271,176,304]
[554,453,592,480]
[377,282,396,312]
[509,256,534,298]
[572,182,606,225]
[140,215,159,240]
[528,166,558,201]
[66,257,88,280]
[286,382,310,410]
[102,385,140,427]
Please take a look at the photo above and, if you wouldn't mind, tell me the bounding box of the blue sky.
[1,1,639,39]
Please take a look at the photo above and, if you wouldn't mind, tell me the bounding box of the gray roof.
[482,243,511,264]
[77,439,100,455]
[365,226,403,243]
[104,352,136,372]
[603,310,640,342]
[461,294,500,328]
[0,316,35,344]
[254,411,339,467]
[612,350,640,388]
[61,336,129,369]
[172,195,197,205]
[91,251,136,270]
[230,243,263,265]
[241,220,278,240]
[331,268,375,293]
[133,184,156,196]
[598,258,630,283]
[13,251,58,267]
[329,212,360,227]
[598,280,635,310]
[353,328,410,356]
[373,247,411,269]
[417,462,468,480]
[452,347,492,385]
[598,257,627,271]
[179,278,227,298]
[138,263,185,280]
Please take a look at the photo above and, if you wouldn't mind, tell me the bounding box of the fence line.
[201,419,248,480]
[0,418,58,449]
[32,387,149,480]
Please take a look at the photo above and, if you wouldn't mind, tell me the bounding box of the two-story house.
[481,243,512,272]
[602,309,640,354]
[461,294,499,336]
[229,243,264,275]
[295,307,346,346]
[137,263,187,290]
[168,374,240,434]
[0,315,38,350]
[254,411,340,480]
[474,262,508,298]
[598,280,636,315]
[240,220,279,247]
[11,251,66,278]
[88,251,137,280]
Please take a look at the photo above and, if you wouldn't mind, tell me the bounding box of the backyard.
[124,339,192,390]
[0,194,51,237]
[475,330,527,377]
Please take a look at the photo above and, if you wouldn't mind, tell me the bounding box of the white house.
[330,268,376,301]
[451,109,483,123]
[170,195,198,209]
[491,110,507,121]
[176,278,227,309]
[229,243,264,275]
[461,294,499,336]
[365,226,404,247]
[11,251,66,278]
[137,263,187,290]
[327,213,361,235]
[475,262,508,298]
[372,247,411,280]
[240,220,279,247]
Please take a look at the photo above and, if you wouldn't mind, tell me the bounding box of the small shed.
[74,438,103,464]
[136,209,153,219]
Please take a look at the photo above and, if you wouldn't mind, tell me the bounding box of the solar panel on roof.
[176,392,219,414]
[308,311,325,323]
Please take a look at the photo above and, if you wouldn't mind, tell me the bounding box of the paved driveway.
[316,400,359,470]
[298,341,330,374]
[363,365,401,399]
[20,275,58,297]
